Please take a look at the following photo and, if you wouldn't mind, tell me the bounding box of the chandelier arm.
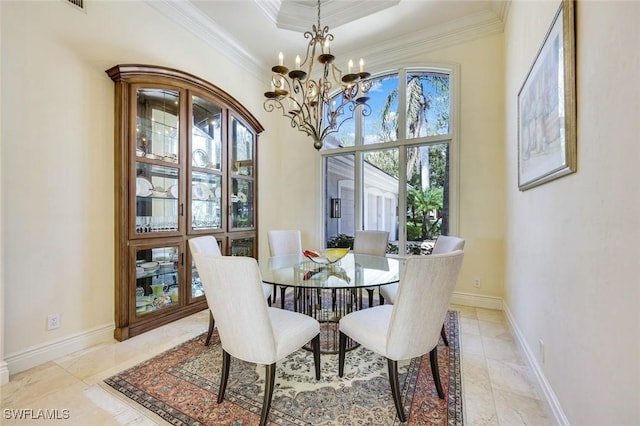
[301,31,316,69]
[320,100,362,142]
[285,79,318,139]
[330,63,345,88]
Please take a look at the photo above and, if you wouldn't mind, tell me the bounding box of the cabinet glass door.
[135,163,179,234]
[231,117,254,177]
[136,88,179,163]
[192,95,222,171]
[134,245,180,317]
[191,171,222,230]
[230,117,255,230]
[230,236,255,257]
[230,178,254,229]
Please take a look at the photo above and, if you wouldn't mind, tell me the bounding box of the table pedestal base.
[296,287,360,354]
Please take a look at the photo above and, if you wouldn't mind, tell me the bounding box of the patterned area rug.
[104,310,463,425]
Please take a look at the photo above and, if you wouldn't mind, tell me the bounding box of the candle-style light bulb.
[348,60,353,73]
[295,55,301,69]
[278,52,284,66]
[359,58,364,73]
[324,38,330,51]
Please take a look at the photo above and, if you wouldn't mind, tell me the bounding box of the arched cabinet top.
[106,64,264,133]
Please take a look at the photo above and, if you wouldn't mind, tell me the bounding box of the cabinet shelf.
[136,195,178,200]
[136,268,177,280]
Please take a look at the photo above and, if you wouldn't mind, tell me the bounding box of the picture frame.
[518,0,576,191]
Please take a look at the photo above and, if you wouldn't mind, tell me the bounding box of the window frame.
[321,65,460,254]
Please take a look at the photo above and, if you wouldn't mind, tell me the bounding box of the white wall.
[1,0,507,376]
[410,34,507,303]
[0,0,279,375]
[504,1,640,424]
[0,0,7,385]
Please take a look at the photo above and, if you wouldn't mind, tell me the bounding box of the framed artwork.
[518,0,576,191]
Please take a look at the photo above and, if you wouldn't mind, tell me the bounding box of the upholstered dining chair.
[338,250,464,423]
[353,230,389,308]
[431,235,466,255]
[188,236,272,346]
[379,235,465,346]
[192,254,321,426]
[267,230,303,307]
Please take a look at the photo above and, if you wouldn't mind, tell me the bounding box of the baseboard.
[0,361,9,385]
[451,291,503,310]
[503,304,570,426]
[4,323,115,377]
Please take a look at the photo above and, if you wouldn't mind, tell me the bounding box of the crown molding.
[253,0,281,26]
[269,0,400,32]
[346,9,506,71]
[147,1,506,81]
[146,0,265,80]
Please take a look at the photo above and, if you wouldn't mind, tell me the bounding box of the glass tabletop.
[258,253,400,289]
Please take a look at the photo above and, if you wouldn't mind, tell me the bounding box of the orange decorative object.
[303,250,321,258]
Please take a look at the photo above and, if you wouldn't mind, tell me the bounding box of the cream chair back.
[353,230,389,256]
[431,235,465,254]
[189,235,221,256]
[192,254,277,364]
[267,230,302,256]
[189,235,272,347]
[386,250,464,360]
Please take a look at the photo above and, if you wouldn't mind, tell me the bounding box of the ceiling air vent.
[65,0,86,12]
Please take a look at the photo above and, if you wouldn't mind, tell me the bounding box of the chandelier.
[263,0,371,150]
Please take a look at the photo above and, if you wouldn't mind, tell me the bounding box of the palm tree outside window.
[323,67,458,255]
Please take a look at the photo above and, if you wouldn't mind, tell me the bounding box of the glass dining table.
[259,253,400,353]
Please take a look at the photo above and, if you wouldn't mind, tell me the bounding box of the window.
[323,67,458,255]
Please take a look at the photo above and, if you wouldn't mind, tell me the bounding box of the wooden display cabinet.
[107,64,262,340]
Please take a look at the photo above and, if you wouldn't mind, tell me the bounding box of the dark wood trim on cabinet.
[108,64,262,340]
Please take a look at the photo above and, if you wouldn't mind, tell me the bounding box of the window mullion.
[397,145,407,255]
[355,103,364,146]
[397,68,407,141]
[354,150,363,231]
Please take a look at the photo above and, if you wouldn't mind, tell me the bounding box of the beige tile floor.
[0,305,553,425]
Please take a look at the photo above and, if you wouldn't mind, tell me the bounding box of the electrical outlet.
[539,339,545,364]
[47,314,60,330]
[473,278,481,288]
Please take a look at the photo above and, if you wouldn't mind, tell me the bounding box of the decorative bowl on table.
[303,248,349,265]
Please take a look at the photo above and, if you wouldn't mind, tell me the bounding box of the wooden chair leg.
[280,286,286,309]
[311,334,321,380]
[440,323,449,346]
[387,359,407,422]
[367,288,374,307]
[204,311,215,346]
[293,288,299,312]
[217,350,230,403]
[379,294,385,305]
[430,347,445,399]
[338,331,347,377]
[260,363,276,426]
